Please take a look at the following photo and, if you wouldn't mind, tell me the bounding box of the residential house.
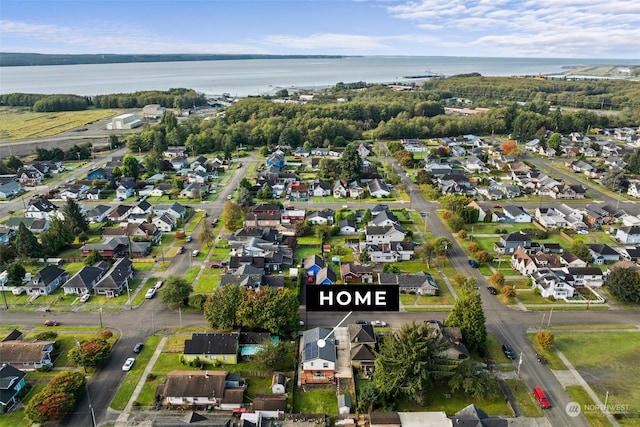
[511,248,539,276]
[340,263,374,283]
[18,168,44,186]
[450,404,508,427]
[131,200,153,216]
[530,268,575,299]
[627,179,640,199]
[368,179,391,198]
[566,267,604,287]
[0,364,26,409]
[584,205,616,227]
[281,209,305,224]
[367,244,397,263]
[0,340,55,371]
[588,244,620,264]
[87,168,114,182]
[108,205,133,222]
[0,181,21,199]
[288,181,308,201]
[160,370,245,409]
[348,323,376,373]
[560,253,589,268]
[254,394,287,414]
[152,213,177,232]
[183,333,239,365]
[357,143,372,157]
[25,197,58,220]
[85,205,113,223]
[169,156,188,171]
[310,179,332,197]
[244,212,281,228]
[427,321,469,360]
[103,223,162,245]
[369,210,400,227]
[303,255,325,278]
[180,183,206,199]
[81,236,129,259]
[164,146,188,158]
[338,219,358,235]
[154,202,187,221]
[332,180,349,198]
[116,180,135,200]
[301,328,336,385]
[26,265,68,296]
[307,209,334,225]
[365,224,407,245]
[93,257,134,297]
[464,155,488,173]
[494,232,534,255]
[3,217,49,234]
[62,262,110,296]
[438,173,476,196]
[315,266,338,285]
[550,184,587,200]
[348,181,365,199]
[59,184,88,201]
[502,206,532,223]
[616,226,640,244]
[266,153,285,169]
[378,272,439,296]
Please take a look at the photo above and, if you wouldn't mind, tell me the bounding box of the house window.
[313,372,325,379]
[323,362,329,368]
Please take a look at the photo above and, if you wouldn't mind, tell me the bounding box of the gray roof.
[184,333,239,355]
[302,328,336,363]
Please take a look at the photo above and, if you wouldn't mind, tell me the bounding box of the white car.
[154,281,163,290]
[80,294,90,303]
[145,288,156,299]
[122,357,135,371]
[372,320,387,327]
[227,194,232,200]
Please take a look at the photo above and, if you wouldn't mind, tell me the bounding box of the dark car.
[44,320,59,326]
[487,286,498,295]
[502,343,516,360]
[469,259,478,268]
[210,262,223,268]
[356,320,371,325]
[133,343,144,354]
[536,352,548,364]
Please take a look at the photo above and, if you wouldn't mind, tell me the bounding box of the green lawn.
[556,332,640,422]
[486,334,517,365]
[184,267,200,285]
[110,335,162,410]
[504,379,543,417]
[132,261,156,271]
[293,388,338,414]
[525,333,566,370]
[194,269,222,293]
[295,245,321,261]
[565,386,613,427]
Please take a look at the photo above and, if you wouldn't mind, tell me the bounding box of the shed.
[338,394,351,415]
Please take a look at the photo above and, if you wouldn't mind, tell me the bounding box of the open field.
[0,107,115,140]
[555,332,640,424]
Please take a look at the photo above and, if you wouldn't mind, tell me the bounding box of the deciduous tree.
[222,201,243,231]
[535,331,555,350]
[159,276,193,307]
[605,267,640,303]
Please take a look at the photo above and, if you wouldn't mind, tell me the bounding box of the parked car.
[122,357,135,371]
[535,352,548,364]
[186,235,193,243]
[372,320,387,327]
[154,281,163,290]
[192,249,200,257]
[177,246,184,254]
[502,343,516,360]
[487,286,498,295]
[533,387,551,409]
[44,320,59,326]
[145,288,156,299]
[355,320,370,325]
[210,262,223,268]
[80,294,91,303]
[469,259,479,268]
[133,343,144,354]
[227,194,232,200]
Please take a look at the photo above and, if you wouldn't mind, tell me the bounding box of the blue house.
[87,168,114,181]
[303,255,325,277]
[116,178,136,200]
[0,364,26,408]
[266,153,285,169]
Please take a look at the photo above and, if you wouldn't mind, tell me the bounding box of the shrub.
[188,294,207,310]
[467,242,480,253]
[99,329,113,339]
[35,331,58,341]
[146,373,157,382]
[501,285,515,298]
[457,229,468,239]
[535,331,554,350]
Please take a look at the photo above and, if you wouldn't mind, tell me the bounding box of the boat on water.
[402,71,444,79]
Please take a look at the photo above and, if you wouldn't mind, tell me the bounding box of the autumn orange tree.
[501,140,517,154]
[68,337,111,368]
[25,371,86,423]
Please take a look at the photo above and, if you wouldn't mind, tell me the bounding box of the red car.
[44,320,59,326]
[177,246,184,254]
[210,262,223,269]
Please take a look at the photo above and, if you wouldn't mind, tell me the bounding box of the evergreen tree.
[15,222,42,258]
[62,198,89,235]
[446,280,487,352]
[339,143,363,182]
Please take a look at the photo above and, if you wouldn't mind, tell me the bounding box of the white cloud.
[264,33,389,51]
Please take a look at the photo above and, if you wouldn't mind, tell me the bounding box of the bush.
[37,365,52,372]
[188,294,207,310]
[100,329,113,339]
[35,331,58,341]
[535,331,554,350]
[501,285,515,298]
[146,373,157,382]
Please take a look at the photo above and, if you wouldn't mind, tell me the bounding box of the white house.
[616,226,640,244]
[365,224,406,245]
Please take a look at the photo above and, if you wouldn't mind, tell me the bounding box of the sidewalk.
[115,335,168,426]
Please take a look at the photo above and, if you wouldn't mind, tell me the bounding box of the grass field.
[504,379,544,417]
[565,386,613,427]
[555,332,640,423]
[0,107,115,140]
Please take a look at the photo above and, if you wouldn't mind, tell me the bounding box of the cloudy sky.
[1,0,639,58]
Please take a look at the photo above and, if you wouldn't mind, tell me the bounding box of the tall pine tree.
[446,279,487,353]
[15,222,42,258]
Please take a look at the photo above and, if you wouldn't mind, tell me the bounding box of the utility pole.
[74,338,96,427]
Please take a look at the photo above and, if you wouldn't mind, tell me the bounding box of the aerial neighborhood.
[1,80,640,427]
